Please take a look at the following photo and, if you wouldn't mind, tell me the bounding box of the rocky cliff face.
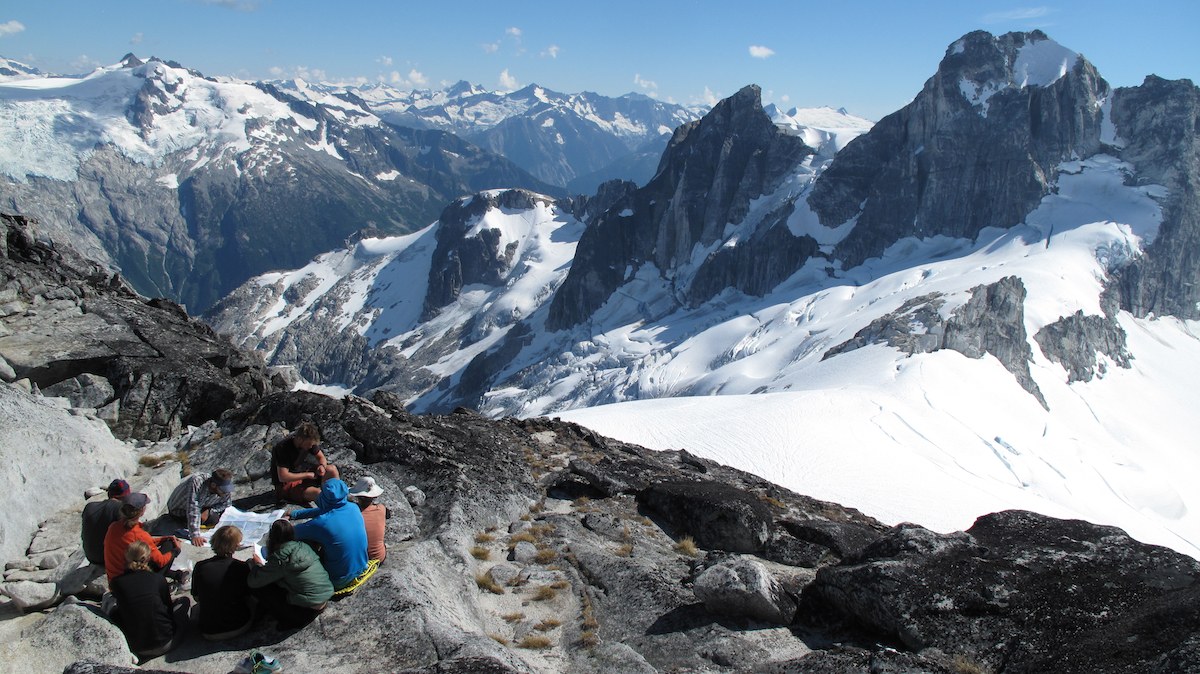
[547,85,814,330]
[0,213,281,440]
[1106,75,1200,320]
[808,30,1109,270]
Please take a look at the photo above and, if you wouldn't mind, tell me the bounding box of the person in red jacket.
[104,492,183,585]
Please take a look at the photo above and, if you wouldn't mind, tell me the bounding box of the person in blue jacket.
[289,478,368,589]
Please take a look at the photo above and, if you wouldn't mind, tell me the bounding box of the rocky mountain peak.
[807,30,1109,270]
[547,85,814,330]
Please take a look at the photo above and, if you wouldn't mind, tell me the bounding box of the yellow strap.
[332,558,380,597]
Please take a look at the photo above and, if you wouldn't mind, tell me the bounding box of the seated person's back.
[192,525,253,638]
[110,541,184,660]
[291,479,368,588]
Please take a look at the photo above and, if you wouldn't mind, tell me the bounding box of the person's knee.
[324,464,339,481]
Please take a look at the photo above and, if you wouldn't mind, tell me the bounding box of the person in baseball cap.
[167,469,236,547]
[81,478,132,565]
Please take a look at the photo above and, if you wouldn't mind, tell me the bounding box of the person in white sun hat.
[348,476,387,564]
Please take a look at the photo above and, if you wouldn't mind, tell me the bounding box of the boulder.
[486,564,518,588]
[811,511,1200,673]
[1,580,59,611]
[0,604,134,674]
[510,541,538,565]
[693,556,797,624]
[0,384,134,564]
[638,480,773,553]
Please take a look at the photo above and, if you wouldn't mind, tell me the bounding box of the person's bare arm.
[276,464,315,483]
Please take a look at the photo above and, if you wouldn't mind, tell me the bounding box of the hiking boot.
[234,650,280,674]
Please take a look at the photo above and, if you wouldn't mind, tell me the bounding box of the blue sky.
[2,1,1196,120]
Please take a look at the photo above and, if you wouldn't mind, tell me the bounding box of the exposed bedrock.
[547,84,814,330]
[808,30,1110,270]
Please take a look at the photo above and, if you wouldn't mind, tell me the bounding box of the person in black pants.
[192,525,254,640]
[109,541,190,663]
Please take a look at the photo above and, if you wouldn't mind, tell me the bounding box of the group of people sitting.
[80,423,388,662]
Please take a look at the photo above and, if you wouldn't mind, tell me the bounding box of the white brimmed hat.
[348,476,383,498]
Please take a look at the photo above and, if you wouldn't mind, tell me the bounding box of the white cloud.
[377,55,393,66]
[691,86,720,108]
[70,55,104,72]
[269,66,284,77]
[386,69,428,88]
[983,7,1050,22]
[541,45,561,58]
[0,20,25,37]
[499,68,519,90]
[506,27,521,36]
[482,42,499,54]
[749,45,775,59]
[633,73,657,91]
[130,32,144,45]
[781,94,789,102]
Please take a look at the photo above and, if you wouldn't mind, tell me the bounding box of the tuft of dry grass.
[530,524,554,538]
[615,543,633,557]
[572,496,591,508]
[952,655,991,674]
[579,629,599,647]
[520,514,532,521]
[471,546,490,560]
[501,612,525,622]
[550,581,569,590]
[475,573,504,595]
[517,635,551,650]
[534,618,561,631]
[634,516,653,526]
[532,585,557,601]
[489,634,508,646]
[760,495,786,508]
[475,532,495,543]
[509,531,536,546]
[534,549,558,564]
[674,536,699,557]
[137,455,161,467]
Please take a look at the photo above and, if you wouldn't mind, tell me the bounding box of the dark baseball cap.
[213,476,235,493]
[122,492,149,509]
[107,479,131,498]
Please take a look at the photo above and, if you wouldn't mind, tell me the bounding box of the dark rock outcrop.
[825,276,1047,408]
[809,510,1200,674]
[0,213,279,440]
[1034,309,1132,382]
[547,85,814,330]
[423,190,558,320]
[1106,75,1200,321]
[809,30,1110,270]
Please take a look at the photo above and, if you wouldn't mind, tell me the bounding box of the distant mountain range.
[206,30,1200,557]
[0,55,563,312]
[272,78,701,187]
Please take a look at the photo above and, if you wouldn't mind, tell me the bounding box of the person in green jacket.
[247,519,332,628]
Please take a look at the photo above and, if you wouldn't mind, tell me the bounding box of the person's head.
[208,468,235,495]
[348,476,383,507]
[126,540,152,572]
[295,422,320,452]
[119,493,149,528]
[267,519,295,554]
[210,525,242,557]
[107,478,131,500]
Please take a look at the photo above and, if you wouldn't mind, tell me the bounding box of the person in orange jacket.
[104,492,183,585]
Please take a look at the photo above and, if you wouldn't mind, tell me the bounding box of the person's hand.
[191,536,206,547]
[251,554,264,565]
[316,464,327,478]
[282,510,291,520]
